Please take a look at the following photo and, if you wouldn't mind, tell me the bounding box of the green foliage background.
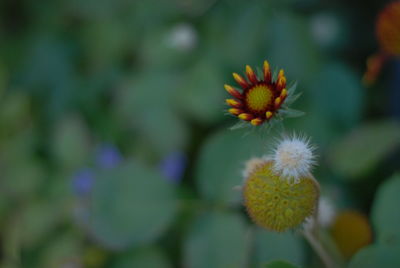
[0,0,400,267]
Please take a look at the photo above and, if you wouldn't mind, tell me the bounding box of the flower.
[272,134,316,183]
[243,159,319,232]
[159,151,187,183]
[96,144,122,169]
[376,1,400,56]
[331,210,372,259]
[72,168,94,196]
[364,1,400,84]
[225,60,300,127]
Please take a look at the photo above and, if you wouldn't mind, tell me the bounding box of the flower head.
[331,210,372,259]
[225,60,300,128]
[376,1,400,56]
[243,160,319,232]
[364,1,400,85]
[272,134,316,183]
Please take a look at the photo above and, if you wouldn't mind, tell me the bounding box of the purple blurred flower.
[72,168,94,196]
[96,144,122,169]
[159,151,187,183]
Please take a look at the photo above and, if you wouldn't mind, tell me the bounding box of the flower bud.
[243,160,319,232]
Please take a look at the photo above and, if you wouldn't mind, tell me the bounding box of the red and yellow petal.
[276,69,286,91]
[228,108,243,116]
[245,65,258,84]
[280,88,288,99]
[277,77,286,91]
[226,98,243,108]
[277,69,285,81]
[274,97,282,109]
[266,111,273,119]
[238,113,254,121]
[224,84,243,99]
[263,60,272,83]
[250,118,263,126]
[233,73,249,88]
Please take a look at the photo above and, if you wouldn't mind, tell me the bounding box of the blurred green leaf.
[183,211,249,268]
[83,246,109,268]
[134,108,187,155]
[253,228,305,267]
[2,160,44,198]
[309,62,363,129]
[0,126,37,165]
[127,1,182,31]
[371,174,400,246]
[139,27,194,69]
[0,195,9,228]
[265,260,300,268]
[175,59,225,124]
[203,1,269,66]
[290,111,338,149]
[2,217,20,267]
[38,231,82,268]
[349,244,400,268]
[175,0,217,16]
[20,36,77,120]
[114,72,187,154]
[195,128,266,205]
[46,174,75,214]
[80,19,129,69]
[328,120,400,179]
[89,160,178,249]
[51,115,92,170]
[113,247,171,268]
[0,92,31,134]
[0,63,7,96]
[17,201,61,249]
[65,0,131,19]
[266,12,321,85]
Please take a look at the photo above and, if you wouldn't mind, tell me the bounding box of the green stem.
[302,228,337,268]
[301,213,344,268]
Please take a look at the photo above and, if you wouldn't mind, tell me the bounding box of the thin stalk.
[301,213,343,268]
[303,228,337,268]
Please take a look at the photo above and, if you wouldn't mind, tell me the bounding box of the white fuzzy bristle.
[272,134,316,183]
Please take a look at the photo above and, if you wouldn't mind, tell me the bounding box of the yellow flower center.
[243,161,319,232]
[245,84,273,113]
